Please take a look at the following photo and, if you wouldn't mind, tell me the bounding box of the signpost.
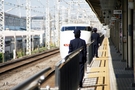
[113,10,122,14]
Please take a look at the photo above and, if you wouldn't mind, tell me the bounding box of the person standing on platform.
[91,28,100,58]
[68,29,87,88]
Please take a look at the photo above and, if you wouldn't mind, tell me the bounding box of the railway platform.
[80,37,135,90]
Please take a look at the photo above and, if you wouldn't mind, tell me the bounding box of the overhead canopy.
[86,0,121,25]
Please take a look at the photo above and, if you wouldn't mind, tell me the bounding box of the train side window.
[61,26,75,31]
[76,27,86,31]
[77,26,91,31]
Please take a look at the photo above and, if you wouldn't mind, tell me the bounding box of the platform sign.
[113,10,122,14]
[111,17,116,20]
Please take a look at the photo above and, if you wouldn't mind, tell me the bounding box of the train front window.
[61,26,75,31]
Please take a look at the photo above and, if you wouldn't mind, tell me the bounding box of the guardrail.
[11,67,51,90]
[87,40,94,64]
[100,34,105,45]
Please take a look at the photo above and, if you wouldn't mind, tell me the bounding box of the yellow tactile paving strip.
[82,37,110,90]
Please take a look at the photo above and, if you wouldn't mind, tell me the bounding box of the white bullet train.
[60,24,92,59]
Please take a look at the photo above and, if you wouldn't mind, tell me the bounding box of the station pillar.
[115,19,120,53]
[127,1,134,69]
[122,0,128,63]
[132,0,135,86]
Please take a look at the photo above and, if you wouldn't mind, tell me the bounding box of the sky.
[4,0,94,17]
[5,0,55,17]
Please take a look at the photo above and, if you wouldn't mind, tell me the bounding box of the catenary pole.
[0,0,5,62]
[26,0,31,55]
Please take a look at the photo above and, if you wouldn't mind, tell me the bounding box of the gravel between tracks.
[0,54,61,90]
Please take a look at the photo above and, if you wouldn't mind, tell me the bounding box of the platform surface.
[79,37,135,90]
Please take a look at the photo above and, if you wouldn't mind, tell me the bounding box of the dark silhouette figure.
[91,28,100,58]
[68,29,87,88]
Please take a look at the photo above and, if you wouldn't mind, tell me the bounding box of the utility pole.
[68,5,71,24]
[46,0,50,49]
[62,6,66,25]
[0,0,5,62]
[55,0,60,47]
[26,0,31,55]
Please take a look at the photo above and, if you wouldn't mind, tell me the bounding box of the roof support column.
[115,19,120,53]
[121,0,128,64]
[113,21,117,47]
[132,0,135,86]
[127,1,133,69]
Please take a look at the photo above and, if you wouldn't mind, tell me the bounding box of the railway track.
[0,48,59,74]
[0,48,61,90]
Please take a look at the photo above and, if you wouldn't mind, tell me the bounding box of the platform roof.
[86,0,121,25]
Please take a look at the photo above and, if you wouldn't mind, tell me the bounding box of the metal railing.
[87,40,94,64]
[11,67,51,90]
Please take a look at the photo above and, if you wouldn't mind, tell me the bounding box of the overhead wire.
[72,0,89,16]
[4,1,44,14]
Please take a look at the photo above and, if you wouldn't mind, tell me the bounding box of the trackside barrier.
[55,47,83,90]
[87,40,94,64]
[100,34,105,45]
[11,67,51,90]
